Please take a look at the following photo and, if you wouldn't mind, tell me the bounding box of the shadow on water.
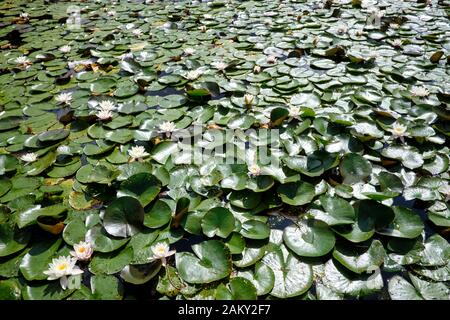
[146,86,185,97]
[172,234,205,253]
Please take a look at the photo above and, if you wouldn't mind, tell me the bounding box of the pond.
[0,0,449,301]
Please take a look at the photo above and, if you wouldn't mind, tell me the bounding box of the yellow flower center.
[57,263,68,271]
[78,247,86,253]
[394,127,405,134]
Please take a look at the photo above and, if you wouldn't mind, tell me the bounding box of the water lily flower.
[368,7,384,20]
[56,145,72,155]
[391,39,402,48]
[59,45,71,53]
[253,65,261,74]
[107,10,116,17]
[132,28,143,37]
[98,100,116,111]
[288,105,301,119]
[159,121,177,137]
[266,55,277,64]
[243,94,255,107]
[15,56,31,66]
[390,23,400,30]
[368,51,380,59]
[43,256,83,290]
[150,242,175,267]
[247,164,261,177]
[20,152,38,163]
[68,59,94,69]
[337,25,348,34]
[70,241,94,261]
[96,110,113,120]
[128,146,150,162]
[390,122,408,143]
[410,86,430,98]
[55,92,72,105]
[20,12,29,20]
[211,61,228,72]
[199,25,207,33]
[184,48,195,56]
[185,69,202,80]
[355,28,365,36]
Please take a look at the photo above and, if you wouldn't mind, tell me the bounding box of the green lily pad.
[201,207,235,238]
[144,200,173,228]
[333,240,385,274]
[215,277,257,300]
[117,173,161,207]
[283,220,336,257]
[104,196,145,238]
[19,238,62,281]
[261,245,313,298]
[176,240,232,284]
[277,181,315,206]
[340,153,372,184]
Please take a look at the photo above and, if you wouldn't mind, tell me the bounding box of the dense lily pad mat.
[0,0,449,300]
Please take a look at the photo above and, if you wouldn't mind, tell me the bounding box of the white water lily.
[337,25,348,34]
[107,10,116,17]
[128,146,150,161]
[253,65,261,74]
[20,12,29,19]
[368,51,380,59]
[244,94,254,107]
[185,69,202,80]
[59,45,71,53]
[199,25,207,33]
[56,145,72,155]
[70,241,93,261]
[55,92,72,104]
[96,110,113,120]
[368,7,384,20]
[43,256,83,290]
[150,242,175,266]
[15,56,31,65]
[20,152,38,163]
[391,122,407,136]
[390,23,400,29]
[211,61,228,71]
[184,48,195,56]
[288,105,301,119]
[248,164,261,177]
[68,59,94,69]
[98,100,116,111]
[132,28,143,37]
[410,86,430,98]
[355,28,364,36]
[266,55,277,64]
[159,121,177,137]
[391,39,402,48]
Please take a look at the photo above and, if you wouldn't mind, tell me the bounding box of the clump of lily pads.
[0,0,448,301]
